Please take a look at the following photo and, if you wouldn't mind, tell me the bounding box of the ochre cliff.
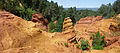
[0,10,120,53]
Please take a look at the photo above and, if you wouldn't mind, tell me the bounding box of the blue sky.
[48,0,116,8]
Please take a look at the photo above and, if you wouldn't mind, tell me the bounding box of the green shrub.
[49,22,55,33]
[51,17,57,21]
[92,31,106,50]
[25,8,36,21]
[80,40,90,50]
[76,44,80,48]
[118,23,120,26]
[54,17,64,32]
[64,43,68,47]
[0,1,3,10]
[42,29,46,31]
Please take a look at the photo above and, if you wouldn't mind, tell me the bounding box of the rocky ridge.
[0,10,82,53]
[0,10,120,53]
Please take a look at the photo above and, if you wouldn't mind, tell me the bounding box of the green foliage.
[65,7,76,25]
[15,6,25,18]
[54,17,64,32]
[0,0,100,22]
[98,3,116,18]
[1,0,37,21]
[1,0,120,32]
[64,43,68,47]
[98,0,120,18]
[49,22,55,33]
[0,1,3,10]
[113,0,120,14]
[76,44,80,48]
[42,29,46,31]
[25,8,36,21]
[13,7,36,21]
[51,17,57,21]
[80,40,90,50]
[118,23,120,26]
[1,0,120,21]
[42,1,59,22]
[92,31,106,50]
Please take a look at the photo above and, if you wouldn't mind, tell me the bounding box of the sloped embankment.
[0,10,120,53]
[74,16,120,53]
[0,10,82,53]
[0,10,58,53]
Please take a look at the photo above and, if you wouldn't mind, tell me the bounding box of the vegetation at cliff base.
[92,31,106,50]
[49,22,55,33]
[80,40,90,50]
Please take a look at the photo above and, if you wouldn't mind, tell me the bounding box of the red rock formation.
[0,10,43,52]
[0,11,27,51]
[32,13,45,24]
[76,16,103,24]
[0,10,14,18]
[105,36,120,49]
[95,16,102,21]
[80,16,94,21]
[63,17,75,34]
[32,13,48,31]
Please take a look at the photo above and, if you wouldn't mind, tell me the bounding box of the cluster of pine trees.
[97,0,120,18]
[0,0,120,32]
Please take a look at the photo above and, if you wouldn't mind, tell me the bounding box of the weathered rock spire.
[63,17,74,34]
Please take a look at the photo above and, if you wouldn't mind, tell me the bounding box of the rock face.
[0,10,42,52]
[116,14,120,18]
[0,10,120,53]
[74,15,120,53]
[62,17,82,47]
[0,11,25,50]
[109,24,118,32]
[96,16,103,21]
[75,16,104,41]
[62,17,76,44]
[32,13,44,23]
[75,16,105,34]
[76,16,102,24]
[63,17,75,34]
[105,36,120,47]
[32,13,48,31]
[74,15,120,51]
[0,10,14,18]
[0,10,83,53]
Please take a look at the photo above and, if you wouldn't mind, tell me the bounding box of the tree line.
[0,0,120,32]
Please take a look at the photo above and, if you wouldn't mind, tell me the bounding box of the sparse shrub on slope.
[64,43,68,47]
[92,31,106,50]
[80,40,90,50]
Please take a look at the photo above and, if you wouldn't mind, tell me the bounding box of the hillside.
[0,10,82,53]
[0,10,120,53]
